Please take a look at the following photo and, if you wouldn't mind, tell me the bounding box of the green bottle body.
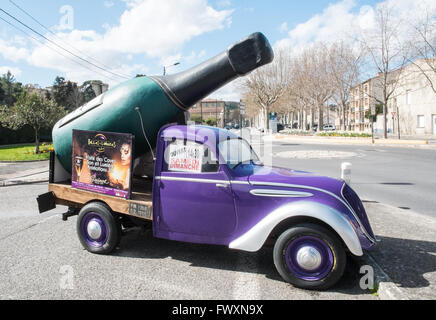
[52,32,274,173]
[52,76,183,173]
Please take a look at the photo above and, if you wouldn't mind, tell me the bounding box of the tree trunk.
[383,100,387,139]
[34,128,40,154]
[342,103,346,131]
[299,108,303,130]
[263,107,269,131]
[318,105,324,132]
[310,109,315,130]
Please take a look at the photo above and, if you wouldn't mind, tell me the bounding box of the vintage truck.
[37,32,376,290]
[38,123,376,290]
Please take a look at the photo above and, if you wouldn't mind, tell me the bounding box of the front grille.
[342,184,375,240]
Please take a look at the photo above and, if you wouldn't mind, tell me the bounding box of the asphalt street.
[1,138,435,300]
[0,183,376,300]
[263,141,436,219]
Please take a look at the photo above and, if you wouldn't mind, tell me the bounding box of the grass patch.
[280,129,314,136]
[317,132,372,138]
[369,283,379,297]
[280,130,372,138]
[0,143,53,161]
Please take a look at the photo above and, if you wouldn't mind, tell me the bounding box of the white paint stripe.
[250,189,313,198]
[155,176,230,185]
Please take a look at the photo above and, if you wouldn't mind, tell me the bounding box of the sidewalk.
[0,161,49,186]
[266,133,436,147]
[362,201,436,300]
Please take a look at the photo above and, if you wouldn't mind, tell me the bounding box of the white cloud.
[217,0,231,7]
[276,0,358,50]
[0,38,31,63]
[0,66,22,77]
[275,0,436,52]
[101,0,233,56]
[104,1,115,8]
[207,77,245,102]
[0,0,233,85]
[279,22,288,34]
[184,50,207,64]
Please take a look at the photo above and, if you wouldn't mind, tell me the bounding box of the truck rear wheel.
[77,202,121,254]
[273,223,346,290]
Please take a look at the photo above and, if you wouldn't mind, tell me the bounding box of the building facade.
[348,75,382,133]
[190,99,225,122]
[190,99,245,127]
[389,59,436,136]
[349,59,436,136]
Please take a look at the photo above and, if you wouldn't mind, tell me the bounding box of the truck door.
[156,139,237,240]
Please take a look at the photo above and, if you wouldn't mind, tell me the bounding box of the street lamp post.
[163,62,180,76]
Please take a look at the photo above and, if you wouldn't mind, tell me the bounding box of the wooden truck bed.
[49,178,153,220]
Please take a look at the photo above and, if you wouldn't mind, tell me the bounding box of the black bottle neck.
[149,32,274,110]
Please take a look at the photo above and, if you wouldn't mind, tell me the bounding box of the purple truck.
[39,123,376,290]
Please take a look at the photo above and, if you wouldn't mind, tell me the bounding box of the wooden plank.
[48,183,153,220]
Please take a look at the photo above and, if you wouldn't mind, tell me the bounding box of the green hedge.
[317,132,372,138]
[0,125,52,145]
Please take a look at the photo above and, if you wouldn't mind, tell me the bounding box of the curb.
[0,179,49,187]
[268,135,430,146]
[358,253,409,300]
[0,159,50,163]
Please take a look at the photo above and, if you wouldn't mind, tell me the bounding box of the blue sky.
[0,0,432,100]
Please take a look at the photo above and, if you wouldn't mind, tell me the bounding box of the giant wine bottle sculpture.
[52,32,274,173]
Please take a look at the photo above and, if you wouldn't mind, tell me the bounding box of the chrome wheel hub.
[87,219,103,240]
[296,246,322,271]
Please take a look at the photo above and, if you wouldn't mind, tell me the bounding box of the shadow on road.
[113,228,371,296]
[370,236,436,289]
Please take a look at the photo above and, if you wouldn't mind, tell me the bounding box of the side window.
[164,139,219,173]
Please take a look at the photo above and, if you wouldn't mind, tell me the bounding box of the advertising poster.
[72,130,133,199]
[167,141,204,173]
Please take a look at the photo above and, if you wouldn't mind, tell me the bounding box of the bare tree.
[271,83,298,125]
[408,10,436,93]
[359,3,411,138]
[328,41,361,131]
[296,43,334,131]
[241,50,291,130]
[288,59,314,131]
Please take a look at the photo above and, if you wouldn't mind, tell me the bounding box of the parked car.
[277,123,284,132]
[323,124,336,131]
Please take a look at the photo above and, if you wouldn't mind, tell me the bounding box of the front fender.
[228,201,363,256]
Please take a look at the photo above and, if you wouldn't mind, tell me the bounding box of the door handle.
[216,183,229,188]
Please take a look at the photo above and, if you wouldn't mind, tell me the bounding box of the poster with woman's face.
[72,130,133,199]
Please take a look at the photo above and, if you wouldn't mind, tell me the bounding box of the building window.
[417,115,425,128]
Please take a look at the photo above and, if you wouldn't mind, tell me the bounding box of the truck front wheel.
[77,202,121,254]
[273,223,346,290]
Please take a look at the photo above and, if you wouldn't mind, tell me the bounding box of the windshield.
[218,138,262,169]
